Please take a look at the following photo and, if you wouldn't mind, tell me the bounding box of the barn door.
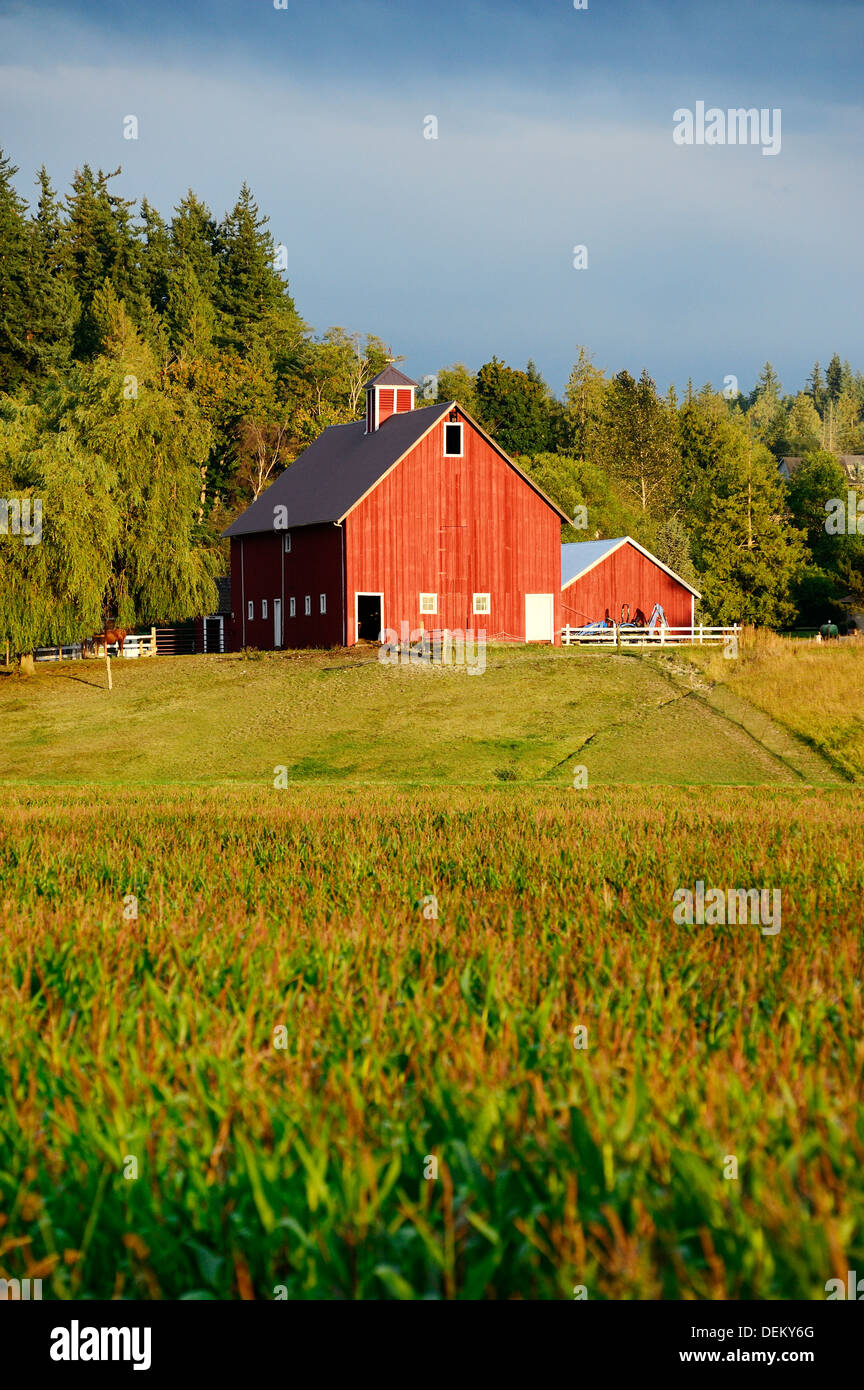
[525,593,554,642]
[273,598,283,649]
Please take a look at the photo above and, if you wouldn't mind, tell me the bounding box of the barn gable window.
[419,593,437,614]
[247,600,254,621]
[289,597,296,617]
[262,599,268,620]
[319,594,327,614]
[473,593,490,615]
[443,422,463,457]
[284,533,291,553]
[304,595,311,616]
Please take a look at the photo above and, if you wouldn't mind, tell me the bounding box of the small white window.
[419,593,437,614]
[444,422,463,456]
[319,594,327,614]
[262,599,268,620]
[304,595,311,616]
[284,533,291,553]
[247,600,254,621]
[473,593,490,615]
[289,597,296,617]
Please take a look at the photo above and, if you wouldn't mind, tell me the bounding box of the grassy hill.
[0,640,852,787]
[683,628,864,783]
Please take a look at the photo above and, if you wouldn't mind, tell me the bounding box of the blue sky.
[1,0,862,395]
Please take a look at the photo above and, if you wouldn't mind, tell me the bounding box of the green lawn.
[0,642,847,787]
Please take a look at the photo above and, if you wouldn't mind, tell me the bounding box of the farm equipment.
[618,603,669,637]
[568,603,670,644]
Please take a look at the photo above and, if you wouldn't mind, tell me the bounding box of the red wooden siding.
[345,411,562,644]
[228,524,344,650]
[561,542,693,628]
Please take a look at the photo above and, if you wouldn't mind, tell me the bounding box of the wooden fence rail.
[34,628,158,662]
[561,624,741,648]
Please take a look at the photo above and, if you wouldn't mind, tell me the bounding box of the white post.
[699,625,703,646]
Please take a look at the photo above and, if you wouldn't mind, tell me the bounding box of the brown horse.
[88,628,127,657]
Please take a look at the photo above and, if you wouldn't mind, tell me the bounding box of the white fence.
[34,629,158,662]
[561,623,740,648]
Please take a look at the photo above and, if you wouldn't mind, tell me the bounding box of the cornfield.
[1,786,861,1299]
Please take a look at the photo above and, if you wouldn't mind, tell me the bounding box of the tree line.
[1,150,861,661]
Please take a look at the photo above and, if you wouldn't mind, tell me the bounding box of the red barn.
[223,367,569,650]
[561,537,700,629]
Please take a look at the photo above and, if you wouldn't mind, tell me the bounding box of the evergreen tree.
[164,259,214,360]
[755,361,782,398]
[748,361,787,455]
[563,346,606,460]
[785,392,822,455]
[785,450,861,624]
[834,387,863,454]
[0,150,33,390]
[214,183,298,353]
[140,198,173,317]
[676,391,730,544]
[806,361,826,414]
[64,164,146,356]
[170,191,220,301]
[27,166,79,377]
[652,514,698,589]
[826,352,843,403]
[698,428,805,625]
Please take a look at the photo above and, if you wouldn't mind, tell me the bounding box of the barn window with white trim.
[443,422,463,456]
[473,593,490,615]
[419,593,437,614]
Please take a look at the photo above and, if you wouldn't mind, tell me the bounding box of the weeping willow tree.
[0,283,218,674]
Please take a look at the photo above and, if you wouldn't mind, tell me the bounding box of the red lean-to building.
[561,537,700,629]
[223,367,570,649]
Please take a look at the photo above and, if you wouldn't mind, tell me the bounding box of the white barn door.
[525,593,554,642]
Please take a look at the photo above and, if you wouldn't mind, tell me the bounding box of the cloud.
[1,3,862,391]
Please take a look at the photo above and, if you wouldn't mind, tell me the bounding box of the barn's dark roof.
[223,403,452,536]
[364,365,418,389]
